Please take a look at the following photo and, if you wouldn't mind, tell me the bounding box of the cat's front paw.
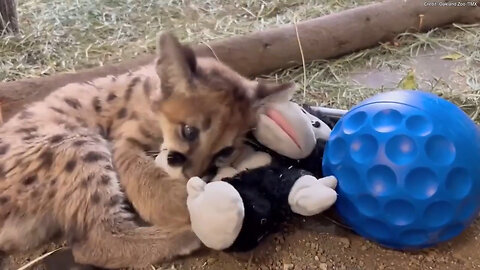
[186,177,244,250]
[210,167,239,182]
[233,151,272,171]
[288,175,337,216]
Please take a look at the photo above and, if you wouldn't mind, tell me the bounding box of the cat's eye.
[312,121,321,128]
[215,146,234,159]
[181,124,199,142]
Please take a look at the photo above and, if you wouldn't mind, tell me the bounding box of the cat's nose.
[312,121,321,128]
[183,162,215,180]
[203,165,219,183]
[167,151,187,166]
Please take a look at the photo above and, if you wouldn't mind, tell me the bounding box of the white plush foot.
[234,151,272,171]
[288,175,338,216]
[210,167,239,182]
[187,177,244,250]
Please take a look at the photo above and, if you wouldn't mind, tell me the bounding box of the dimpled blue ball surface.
[322,90,480,250]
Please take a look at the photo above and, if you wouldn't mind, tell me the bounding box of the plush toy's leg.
[288,175,338,216]
[186,177,245,250]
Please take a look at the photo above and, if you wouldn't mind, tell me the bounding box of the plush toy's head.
[299,106,332,141]
[253,90,332,159]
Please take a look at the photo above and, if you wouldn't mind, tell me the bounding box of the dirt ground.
[3,213,479,270]
[164,215,480,270]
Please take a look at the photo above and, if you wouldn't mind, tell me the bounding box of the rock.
[206,258,217,264]
[283,263,294,270]
[315,256,320,261]
[339,237,350,248]
[319,263,328,270]
[361,245,368,251]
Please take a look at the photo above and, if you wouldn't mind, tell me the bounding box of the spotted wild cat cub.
[0,32,294,268]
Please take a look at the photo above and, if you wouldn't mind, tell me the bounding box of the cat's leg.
[54,135,200,269]
[233,151,272,171]
[210,167,238,182]
[112,137,193,228]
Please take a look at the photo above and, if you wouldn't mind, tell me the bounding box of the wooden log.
[0,103,3,124]
[0,0,19,34]
[0,0,479,121]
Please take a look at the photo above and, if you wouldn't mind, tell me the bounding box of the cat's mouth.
[147,149,218,182]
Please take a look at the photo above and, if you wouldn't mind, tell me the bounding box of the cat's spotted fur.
[0,32,294,268]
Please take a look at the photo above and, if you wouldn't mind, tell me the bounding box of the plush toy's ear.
[301,104,339,129]
[254,101,316,159]
[300,107,332,141]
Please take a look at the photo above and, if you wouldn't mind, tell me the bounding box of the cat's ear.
[155,31,197,99]
[253,80,296,105]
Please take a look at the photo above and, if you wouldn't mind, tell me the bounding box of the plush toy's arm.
[288,175,338,216]
[186,177,244,250]
[186,145,274,250]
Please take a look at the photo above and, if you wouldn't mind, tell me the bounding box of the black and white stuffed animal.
[39,96,341,270]
[178,89,340,252]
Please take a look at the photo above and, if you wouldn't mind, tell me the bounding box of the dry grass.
[281,23,480,122]
[1,0,480,269]
[1,0,478,122]
[0,0,372,81]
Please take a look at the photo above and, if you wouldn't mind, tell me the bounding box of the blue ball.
[322,90,480,250]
